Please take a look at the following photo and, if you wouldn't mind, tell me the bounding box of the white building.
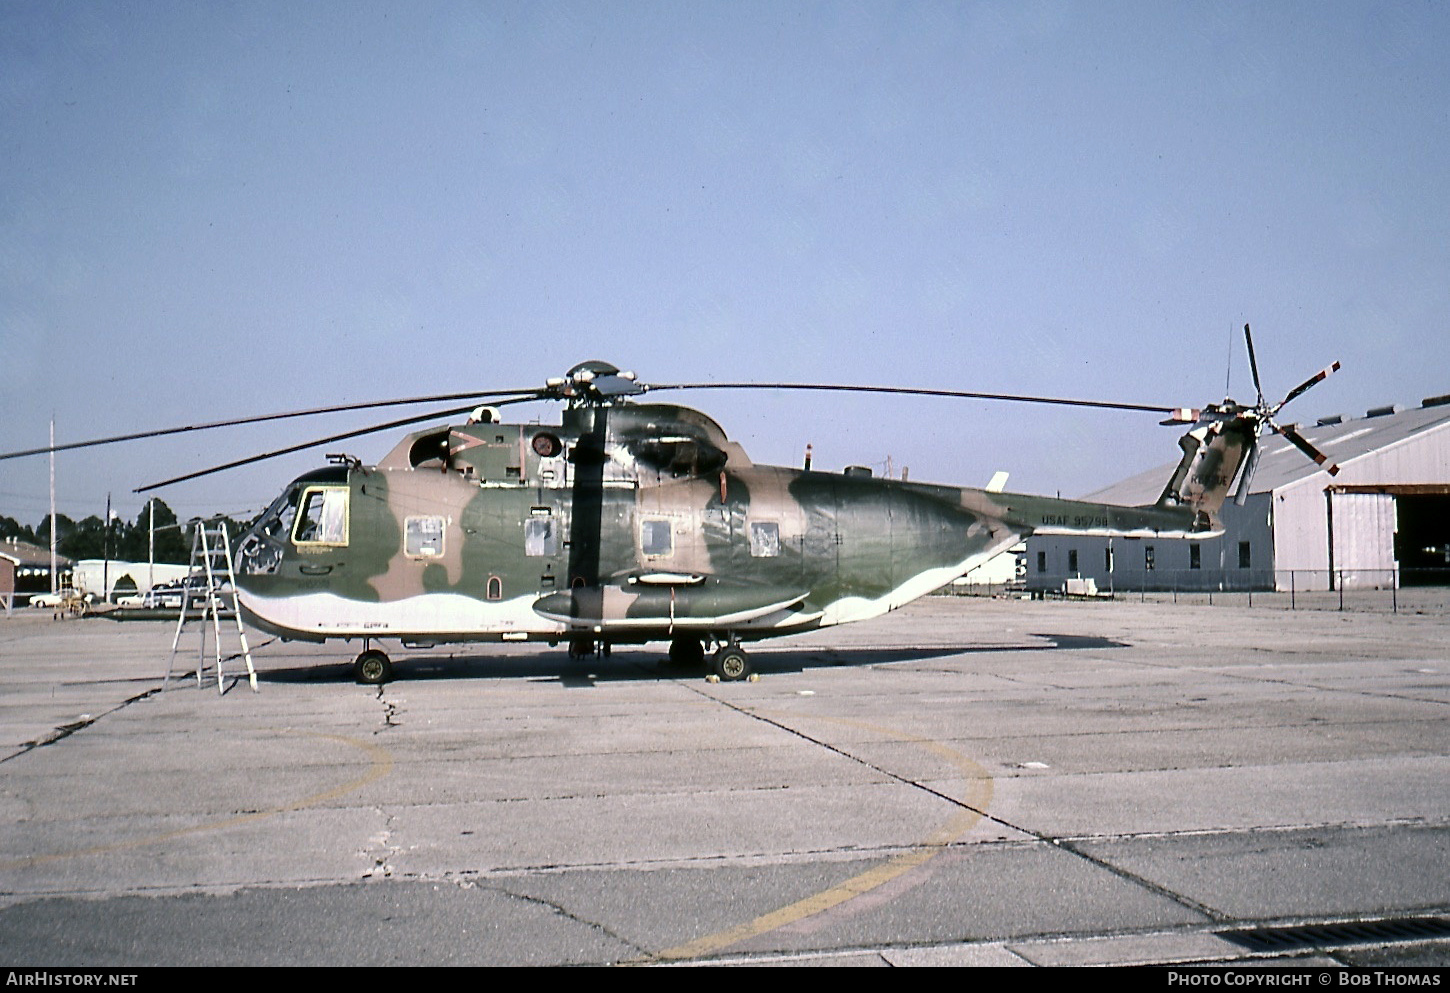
[1026,397,1450,593]
[949,541,1025,593]
[72,560,192,600]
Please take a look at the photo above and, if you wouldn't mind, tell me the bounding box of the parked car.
[140,580,231,610]
[29,588,93,609]
[142,583,188,609]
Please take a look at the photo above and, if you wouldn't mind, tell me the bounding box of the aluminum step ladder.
[164,521,257,693]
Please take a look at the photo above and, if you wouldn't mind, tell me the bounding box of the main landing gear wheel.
[354,648,393,685]
[711,645,752,682]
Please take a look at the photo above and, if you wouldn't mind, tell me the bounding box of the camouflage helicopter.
[2,327,1339,685]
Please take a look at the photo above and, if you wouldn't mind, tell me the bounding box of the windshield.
[235,483,301,576]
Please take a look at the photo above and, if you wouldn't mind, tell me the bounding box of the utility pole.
[49,417,57,595]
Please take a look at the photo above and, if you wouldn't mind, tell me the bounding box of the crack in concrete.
[361,807,401,880]
[375,688,401,728]
[1,687,161,765]
[693,683,1229,929]
[454,877,653,961]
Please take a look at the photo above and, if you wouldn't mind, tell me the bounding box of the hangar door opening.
[1396,493,1450,586]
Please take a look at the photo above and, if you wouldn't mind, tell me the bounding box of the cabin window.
[294,487,348,545]
[487,575,503,600]
[405,516,445,558]
[749,522,781,558]
[525,517,557,557]
[1144,545,1155,571]
[641,519,673,557]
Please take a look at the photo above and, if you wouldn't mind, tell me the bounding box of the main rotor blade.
[1276,423,1340,476]
[1279,361,1341,409]
[0,388,544,463]
[644,382,1178,416]
[134,397,536,492]
[1243,324,1265,407]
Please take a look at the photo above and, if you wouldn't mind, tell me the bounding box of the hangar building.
[1,538,72,610]
[1026,396,1450,593]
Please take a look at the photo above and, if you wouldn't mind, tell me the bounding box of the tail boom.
[954,415,1258,541]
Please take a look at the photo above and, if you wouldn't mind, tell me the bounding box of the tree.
[0,516,36,543]
[16,503,235,565]
[125,499,190,565]
[59,515,106,560]
[34,514,75,550]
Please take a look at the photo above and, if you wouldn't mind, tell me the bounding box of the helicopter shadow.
[255,633,1128,687]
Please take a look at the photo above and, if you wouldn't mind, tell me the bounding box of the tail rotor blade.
[1280,361,1342,409]
[1243,324,1265,407]
[1276,423,1340,476]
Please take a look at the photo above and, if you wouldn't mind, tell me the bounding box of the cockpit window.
[237,484,300,575]
[257,485,300,541]
[294,487,349,545]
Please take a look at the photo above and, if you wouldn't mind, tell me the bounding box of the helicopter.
[1,327,1339,685]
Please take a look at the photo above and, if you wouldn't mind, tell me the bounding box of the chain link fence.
[943,568,1450,613]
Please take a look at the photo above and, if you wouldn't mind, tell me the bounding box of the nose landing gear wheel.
[354,648,393,685]
[711,645,751,682]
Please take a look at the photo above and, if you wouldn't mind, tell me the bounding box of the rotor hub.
[547,360,644,406]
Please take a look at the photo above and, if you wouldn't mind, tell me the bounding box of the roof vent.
[1316,414,1344,426]
[1422,393,1450,409]
[1365,404,1399,418]
[843,465,873,478]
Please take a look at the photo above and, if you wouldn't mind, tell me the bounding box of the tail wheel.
[354,648,393,685]
[711,645,751,682]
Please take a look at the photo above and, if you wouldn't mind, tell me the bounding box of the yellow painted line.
[0,730,393,871]
[650,713,993,962]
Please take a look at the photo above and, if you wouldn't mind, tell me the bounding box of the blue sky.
[3,1,1448,526]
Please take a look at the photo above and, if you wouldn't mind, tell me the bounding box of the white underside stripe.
[240,542,1008,641]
